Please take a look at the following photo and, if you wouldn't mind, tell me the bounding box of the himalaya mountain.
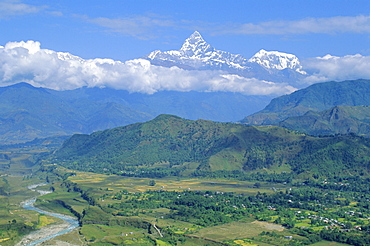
[2,32,369,144]
[145,31,307,85]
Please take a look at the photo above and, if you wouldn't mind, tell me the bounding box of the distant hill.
[49,114,370,177]
[5,79,370,144]
[0,83,271,144]
[0,83,151,143]
[278,105,370,137]
[52,86,271,123]
[240,79,370,125]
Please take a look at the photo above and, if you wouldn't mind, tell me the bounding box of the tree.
[274,217,282,224]
[344,222,353,229]
[284,219,295,229]
[149,180,156,186]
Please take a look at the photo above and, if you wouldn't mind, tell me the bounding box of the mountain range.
[0,82,271,144]
[1,32,370,144]
[145,31,307,85]
[239,79,370,137]
[241,79,370,120]
[2,77,370,144]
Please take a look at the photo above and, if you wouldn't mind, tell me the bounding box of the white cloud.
[302,54,370,84]
[0,1,45,18]
[82,12,370,41]
[81,14,211,40]
[222,15,370,35]
[85,15,176,39]
[0,40,296,96]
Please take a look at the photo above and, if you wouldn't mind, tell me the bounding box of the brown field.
[191,220,284,242]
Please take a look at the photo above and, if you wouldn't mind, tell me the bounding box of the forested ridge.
[277,105,370,137]
[241,79,370,125]
[47,114,370,178]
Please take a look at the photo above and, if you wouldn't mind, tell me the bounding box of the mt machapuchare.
[145,31,307,85]
[1,31,356,145]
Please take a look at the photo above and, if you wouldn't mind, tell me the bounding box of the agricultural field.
[0,146,70,246]
[34,166,368,246]
[68,170,281,194]
[0,174,68,246]
[1,146,368,245]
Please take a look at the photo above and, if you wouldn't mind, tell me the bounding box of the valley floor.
[1,145,368,246]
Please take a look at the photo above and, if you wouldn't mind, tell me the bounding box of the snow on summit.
[249,49,306,74]
[145,31,307,81]
[179,31,213,56]
[146,31,248,70]
[1,31,368,94]
[0,38,297,96]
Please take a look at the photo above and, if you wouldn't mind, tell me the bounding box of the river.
[15,183,80,246]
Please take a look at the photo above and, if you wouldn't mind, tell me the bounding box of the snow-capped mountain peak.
[144,31,307,82]
[145,31,245,70]
[249,49,306,74]
[179,31,213,56]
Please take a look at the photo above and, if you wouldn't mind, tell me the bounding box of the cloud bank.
[0,40,295,95]
[302,54,370,84]
[1,40,369,95]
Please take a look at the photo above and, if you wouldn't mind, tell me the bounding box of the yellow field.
[234,239,258,246]
[69,171,281,196]
[156,239,172,246]
[36,215,56,228]
[0,238,10,243]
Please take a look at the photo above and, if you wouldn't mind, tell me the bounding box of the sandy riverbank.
[15,223,73,246]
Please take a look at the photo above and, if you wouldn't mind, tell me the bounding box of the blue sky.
[1,0,370,60]
[1,0,370,95]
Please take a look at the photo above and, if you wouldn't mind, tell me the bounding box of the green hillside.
[241,79,370,125]
[278,105,370,137]
[49,114,370,177]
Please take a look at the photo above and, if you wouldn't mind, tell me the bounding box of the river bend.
[16,183,79,246]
